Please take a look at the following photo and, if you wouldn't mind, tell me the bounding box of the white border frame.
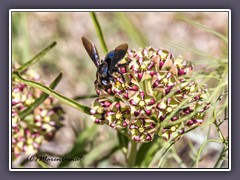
[9,9,231,171]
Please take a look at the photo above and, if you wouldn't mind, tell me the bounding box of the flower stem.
[214,143,228,168]
[74,94,98,100]
[127,141,137,167]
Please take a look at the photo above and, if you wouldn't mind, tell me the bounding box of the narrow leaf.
[90,12,108,54]
[117,131,129,158]
[12,71,91,115]
[135,137,157,166]
[83,140,118,167]
[16,41,57,73]
[117,131,129,150]
[37,159,50,168]
[176,15,228,43]
[19,72,63,119]
[115,12,148,47]
[195,139,222,168]
[58,125,97,168]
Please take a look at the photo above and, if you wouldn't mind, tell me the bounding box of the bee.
[82,37,129,89]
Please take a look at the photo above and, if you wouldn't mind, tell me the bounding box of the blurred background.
[11,11,229,168]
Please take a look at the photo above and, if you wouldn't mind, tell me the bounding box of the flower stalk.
[128,141,137,167]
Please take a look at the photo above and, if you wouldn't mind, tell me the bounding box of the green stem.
[90,12,108,54]
[127,141,137,167]
[214,144,228,168]
[213,109,226,141]
[16,41,57,73]
[212,109,228,168]
[12,71,91,115]
[74,94,98,100]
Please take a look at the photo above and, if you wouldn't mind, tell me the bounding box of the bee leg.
[113,68,126,83]
[116,61,130,82]
[117,61,130,68]
[109,76,116,83]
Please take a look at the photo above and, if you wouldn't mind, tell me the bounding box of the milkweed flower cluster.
[90,47,210,143]
[12,69,64,159]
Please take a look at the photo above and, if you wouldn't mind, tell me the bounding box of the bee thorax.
[98,63,109,78]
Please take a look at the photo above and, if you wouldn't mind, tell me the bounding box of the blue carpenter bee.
[82,37,129,89]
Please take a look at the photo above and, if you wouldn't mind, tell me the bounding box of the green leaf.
[147,140,175,168]
[16,41,57,73]
[117,130,129,153]
[19,72,63,119]
[115,13,148,47]
[12,71,91,115]
[176,14,228,43]
[37,159,50,168]
[12,12,29,64]
[138,137,163,167]
[168,41,221,62]
[82,139,118,167]
[58,125,97,168]
[135,136,158,166]
[90,12,108,54]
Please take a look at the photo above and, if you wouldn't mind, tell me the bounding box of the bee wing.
[82,37,100,67]
[109,43,128,73]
